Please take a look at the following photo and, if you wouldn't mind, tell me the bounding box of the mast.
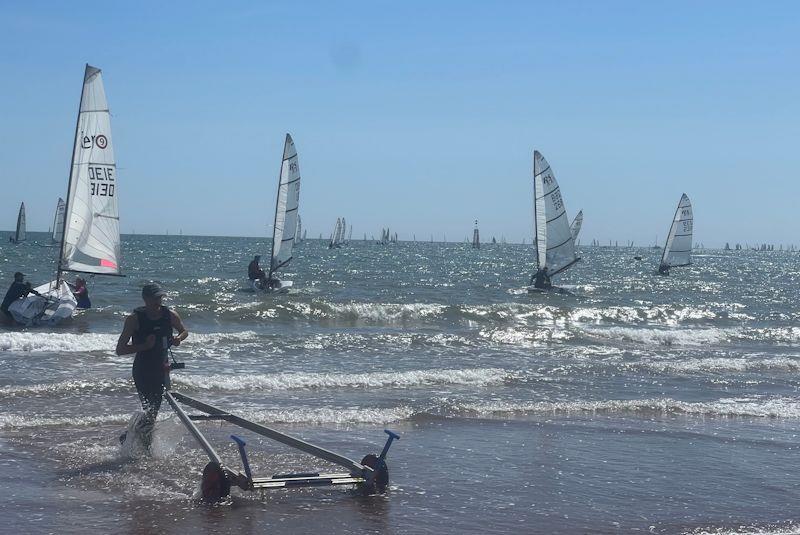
[57,64,90,286]
[268,135,287,281]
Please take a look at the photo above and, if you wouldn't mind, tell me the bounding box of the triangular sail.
[533,150,579,276]
[269,134,300,276]
[14,202,26,242]
[570,210,583,242]
[330,218,341,247]
[660,193,693,268]
[295,215,303,243]
[472,220,480,249]
[60,65,121,275]
[51,198,65,243]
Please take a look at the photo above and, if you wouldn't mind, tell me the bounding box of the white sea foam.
[0,330,261,354]
[0,412,131,430]
[0,378,130,398]
[176,367,509,392]
[452,396,800,419]
[316,302,448,322]
[643,356,800,374]
[239,405,415,425]
[580,326,731,346]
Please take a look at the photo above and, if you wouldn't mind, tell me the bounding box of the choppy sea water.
[2,233,800,534]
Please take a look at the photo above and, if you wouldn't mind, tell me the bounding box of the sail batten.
[532,150,579,278]
[60,64,121,276]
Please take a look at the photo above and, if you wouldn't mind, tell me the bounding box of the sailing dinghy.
[9,202,26,244]
[8,65,122,326]
[329,218,343,249]
[38,198,66,247]
[527,150,580,291]
[252,134,300,293]
[570,210,583,242]
[472,220,480,249]
[658,193,693,275]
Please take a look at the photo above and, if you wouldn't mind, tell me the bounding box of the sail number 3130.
[89,166,115,197]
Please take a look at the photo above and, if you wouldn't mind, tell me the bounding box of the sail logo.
[81,134,108,150]
[289,162,298,173]
[681,208,690,218]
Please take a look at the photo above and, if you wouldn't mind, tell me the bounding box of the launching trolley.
[164,376,400,503]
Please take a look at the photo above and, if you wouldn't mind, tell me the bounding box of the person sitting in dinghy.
[1,272,40,324]
[532,267,552,290]
[68,276,91,309]
[247,255,271,290]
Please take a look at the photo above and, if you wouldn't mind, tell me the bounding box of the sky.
[1,1,798,247]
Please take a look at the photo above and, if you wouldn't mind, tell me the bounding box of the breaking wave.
[175,367,510,392]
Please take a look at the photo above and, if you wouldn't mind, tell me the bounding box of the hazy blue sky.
[1,1,798,246]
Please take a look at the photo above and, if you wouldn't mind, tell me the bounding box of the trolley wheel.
[360,454,389,494]
[201,461,231,503]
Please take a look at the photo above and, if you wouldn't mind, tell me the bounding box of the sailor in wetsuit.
[658,263,670,275]
[115,283,188,447]
[531,267,552,290]
[1,272,40,324]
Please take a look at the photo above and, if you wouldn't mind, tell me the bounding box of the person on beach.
[115,283,188,448]
[1,272,40,323]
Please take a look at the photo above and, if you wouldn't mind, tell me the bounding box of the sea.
[1,233,799,534]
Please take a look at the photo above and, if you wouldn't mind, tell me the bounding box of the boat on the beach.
[9,65,123,326]
[527,150,580,292]
[658,193,693,275]
[251,133,300,293]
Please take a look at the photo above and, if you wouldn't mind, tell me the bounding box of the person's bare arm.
[116,314,154,355]
[170,310,189,346]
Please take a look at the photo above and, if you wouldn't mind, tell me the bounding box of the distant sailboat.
[472,220,480,249]
[528,150,580,291]
[658,193,693,275]
[253,133,300,292]
[9,202,26,244]
[295,215,303,244]
[10,65,122,325]
[570,210,583,242]
[329,218,343,248]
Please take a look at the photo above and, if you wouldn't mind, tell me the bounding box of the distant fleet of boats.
[4,64,795,323]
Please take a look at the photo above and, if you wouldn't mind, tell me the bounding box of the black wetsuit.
[131,306,173,425]
[248,260,264,281]
[1,281,32,315]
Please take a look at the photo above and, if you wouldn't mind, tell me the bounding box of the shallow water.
[1,233,799,534]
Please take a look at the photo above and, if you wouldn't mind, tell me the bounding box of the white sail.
[295,214,303,243]
[472,220,480,249]
[533,150,579,276]
[14,202,26,242]
[660,193,693,268]
[330,218,342,247]
[269,134,300,276]
[60,65,121,275]
[51,197,66,243]
[570,210,583,242]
